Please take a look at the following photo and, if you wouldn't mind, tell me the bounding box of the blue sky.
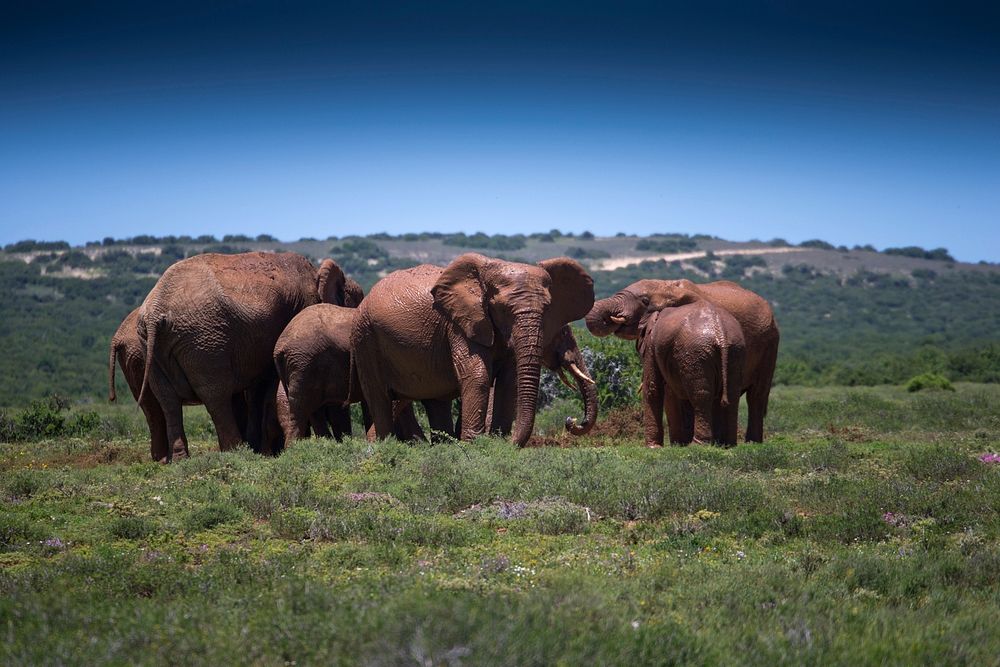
[1,1,998,261]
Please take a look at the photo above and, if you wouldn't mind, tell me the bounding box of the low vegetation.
[2,385,999,664]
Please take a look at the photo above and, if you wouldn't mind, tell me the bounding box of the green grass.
[2,385,1000,665]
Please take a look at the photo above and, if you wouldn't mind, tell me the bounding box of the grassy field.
[3,384,1000,665]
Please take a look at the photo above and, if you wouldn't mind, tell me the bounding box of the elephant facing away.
[352,253,595,446]
[137,252,349,461]
[109,308,251,461]
[638,303,746,447]
[586,278,778,442]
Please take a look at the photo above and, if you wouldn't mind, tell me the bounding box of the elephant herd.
[109,251,778,462]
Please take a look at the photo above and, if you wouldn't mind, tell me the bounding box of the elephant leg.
[642,358,665,448]
[309,411,331,438]
[422,399,454,443]
[146,363,188,462]
[689,392,715,445]
[328,405,352,441]
[139,393,169,463]
[277,382,309,445]
[489,366,516,436]
[233,393,250,443]
[454,355,490,440]
[719,398,740,447]
[203,394,244,452]
[360,401,373,435]
[662,390,686,445]
[391,401,425,441]
[243,374,276,451]
[355,348,395,440]
[745,340,778,443]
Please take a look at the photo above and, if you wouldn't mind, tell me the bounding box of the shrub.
[184,503,245,532]
[905,372,955,392]
[635,236,697,253]
[108,516,158,540]
[17,397,67,439]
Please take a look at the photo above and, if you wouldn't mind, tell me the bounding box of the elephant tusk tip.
[568,362,596,385]
[609,315,627,324]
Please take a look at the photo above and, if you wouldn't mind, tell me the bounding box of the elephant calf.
[273,303,427,444]
[638,302,746,447]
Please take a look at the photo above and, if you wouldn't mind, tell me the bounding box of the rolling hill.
[1,231,997,407]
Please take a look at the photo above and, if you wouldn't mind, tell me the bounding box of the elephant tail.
[344,350,357,409]
[719,342,730,408]
[136,314,160,407]
[108,337,120,402]
[273,348,291,394]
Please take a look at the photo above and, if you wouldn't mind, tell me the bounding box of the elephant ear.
[538,257,595,329]
[636,309,659,357]
[343,278,365,308]
[431,253,494,347]
[316,259,347,305]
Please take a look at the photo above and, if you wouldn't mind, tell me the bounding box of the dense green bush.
[884,246,955,262]
[906,372,955,392]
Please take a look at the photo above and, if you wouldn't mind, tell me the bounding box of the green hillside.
[1,233,998,407]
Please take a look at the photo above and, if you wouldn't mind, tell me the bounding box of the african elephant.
[352,253,595,446]
[638,303,745,447]
[137,252,349,461]
[109,308,252,461]
[586,279,779,442]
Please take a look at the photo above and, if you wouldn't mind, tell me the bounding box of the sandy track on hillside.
[596,246,809,271]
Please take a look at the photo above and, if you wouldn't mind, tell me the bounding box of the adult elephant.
[137,252,348,461]
[352,253,595,446]
[109,308,249,461]
[586,279,778,442]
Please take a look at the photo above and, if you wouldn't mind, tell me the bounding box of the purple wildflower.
[43,537,64,549]
[978,453,1000,464]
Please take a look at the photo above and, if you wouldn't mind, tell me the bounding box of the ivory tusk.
[609,315,627,324]
[568,362,596,385]
[556,367,575,390]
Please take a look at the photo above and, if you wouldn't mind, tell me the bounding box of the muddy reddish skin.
[136,252,351,461]
[352,253,595,447]
[586,278,778,442]
[637,302,746,447]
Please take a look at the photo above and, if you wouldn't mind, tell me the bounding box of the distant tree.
[580,231,595,240]
[194,235,218,244]
[768,238,791,247]
[565,246,610,260]
[223,234,253,243]
[884,246,955,262]
[102,237,116,247]
[255,234,278,242]
[799,239,836,250]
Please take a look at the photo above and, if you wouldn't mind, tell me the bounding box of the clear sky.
[2,1,998,261]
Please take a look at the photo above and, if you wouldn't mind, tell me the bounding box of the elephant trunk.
[511,314,544,447]
[564,361,598,436]
[585,298,620,337]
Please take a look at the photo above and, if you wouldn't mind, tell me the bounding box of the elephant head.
[586,279,699,340]
[542,325,598,436]
[431,253,594,446]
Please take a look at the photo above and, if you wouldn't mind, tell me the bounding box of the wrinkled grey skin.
[638,303,746,447]
[587,278,778,442]
[352,253,595,446]
[137,252,350,462]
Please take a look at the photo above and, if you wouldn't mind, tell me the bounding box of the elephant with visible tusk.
[351,253,596,446]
